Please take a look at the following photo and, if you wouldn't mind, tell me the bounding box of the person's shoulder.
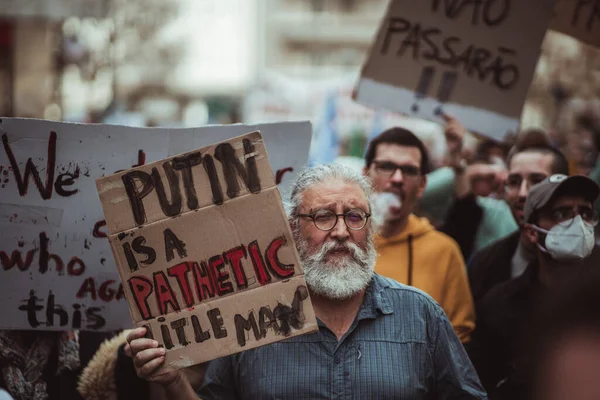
[375,275,444,314]
[420,226,461,249]
[470,230,519,263]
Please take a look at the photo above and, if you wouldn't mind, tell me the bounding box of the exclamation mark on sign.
[411,67,435,114]
[434,71,458,116]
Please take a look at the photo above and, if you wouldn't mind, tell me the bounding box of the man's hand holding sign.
[96,131,318,378]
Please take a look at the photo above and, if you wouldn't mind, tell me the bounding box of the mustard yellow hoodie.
[375,214,475,343]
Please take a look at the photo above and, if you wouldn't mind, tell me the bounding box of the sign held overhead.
[551,0,600,48]
[97,131,317,373]
[355,0,554,141]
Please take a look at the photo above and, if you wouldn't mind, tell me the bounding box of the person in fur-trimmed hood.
[78,330,205,400]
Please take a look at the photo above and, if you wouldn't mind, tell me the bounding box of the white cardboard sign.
[0,118,311,331]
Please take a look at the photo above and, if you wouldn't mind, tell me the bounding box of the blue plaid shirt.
[198,274,487,399]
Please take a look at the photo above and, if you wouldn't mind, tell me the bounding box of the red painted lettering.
[1,248,36,271]
[168,262,194,308]
[76,277,97,300]
[192,261,215,301]
[153,271,180,315]
[248,240,271,285]
[265,237,295,278]
[224,246,248,289]
[208,255,233,296]
[128,276,154,320]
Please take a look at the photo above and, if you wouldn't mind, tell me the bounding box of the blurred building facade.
[0,0,108,118]
[261,0,386,79]
[0,0,597,170]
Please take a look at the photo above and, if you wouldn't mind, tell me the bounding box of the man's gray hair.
[285,163,372,218]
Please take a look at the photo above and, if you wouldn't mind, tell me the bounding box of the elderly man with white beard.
[124,164,487,400]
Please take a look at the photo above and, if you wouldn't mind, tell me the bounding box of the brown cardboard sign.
[355,0,554,142]
[550,0,600,48]
[96,131,317,373]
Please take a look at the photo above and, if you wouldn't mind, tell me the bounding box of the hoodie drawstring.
[407,234,413,286]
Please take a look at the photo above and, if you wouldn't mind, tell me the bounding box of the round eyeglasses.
[297,209,371,231]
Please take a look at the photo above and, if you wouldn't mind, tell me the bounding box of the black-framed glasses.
[372,160,420,179]
[505,173,547,191]
[297,209,371,231]
[540,205,599,226]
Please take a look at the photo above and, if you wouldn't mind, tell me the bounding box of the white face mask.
[533,215,595,261]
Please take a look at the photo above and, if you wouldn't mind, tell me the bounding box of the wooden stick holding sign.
[96,131,317,373]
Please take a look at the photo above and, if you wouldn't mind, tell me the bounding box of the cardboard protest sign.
[550,0,600,48]
[97,131,318,372]
[0,118,311,331]
[355,0,554,141]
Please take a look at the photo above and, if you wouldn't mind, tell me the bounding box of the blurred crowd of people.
[2,105,600,399]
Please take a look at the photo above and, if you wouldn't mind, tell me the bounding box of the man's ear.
[416,174,428,199]
[362,166,369,177]
[523,223,539,246]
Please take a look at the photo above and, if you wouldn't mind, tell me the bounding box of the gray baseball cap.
[524,174,600,223]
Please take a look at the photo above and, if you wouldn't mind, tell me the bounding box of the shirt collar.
[356,274,394,321]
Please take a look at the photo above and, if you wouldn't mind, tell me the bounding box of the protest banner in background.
[355,0,555,142]
[0,118,312,332]
[551,0,600,48]
[97,131,318,372]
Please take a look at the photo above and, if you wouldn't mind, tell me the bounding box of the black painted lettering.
[159,316,174,349]
[170,318,190,346]
[85,307,106,330]
[132,236,157,266]
[39,232,63,274]
[54,170,79,197]
[172,152,203,210]
[164,228,187,262]
[207,308,227,339]
[421,28,442,60]
[203,155,224,205]
[258,306,280,337]
[214,139,261,199]
[122,242,138,272]
[483,0,510,26]
[2,131,56,199]
[72,304,82,329]
[234,311,260,347]
[122,171,154,226]
[46,291,68,327]
[191,315,211,343]
[17,290,43,328]
[381,17,411,54]
[151,162,182,217]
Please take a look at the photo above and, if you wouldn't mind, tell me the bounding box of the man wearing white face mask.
[467,174,600,400]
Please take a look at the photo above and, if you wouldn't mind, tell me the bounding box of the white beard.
[295,231,377,300]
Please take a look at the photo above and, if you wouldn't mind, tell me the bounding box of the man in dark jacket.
[467,174,600,399]
[467,144,570,302]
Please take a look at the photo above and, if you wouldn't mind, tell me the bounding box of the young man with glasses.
[467,174,600,400]
[467,144,573,302]
[121,164,487,399]
[363,127,475,343]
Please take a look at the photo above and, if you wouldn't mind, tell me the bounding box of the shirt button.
[334,357,341,364]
